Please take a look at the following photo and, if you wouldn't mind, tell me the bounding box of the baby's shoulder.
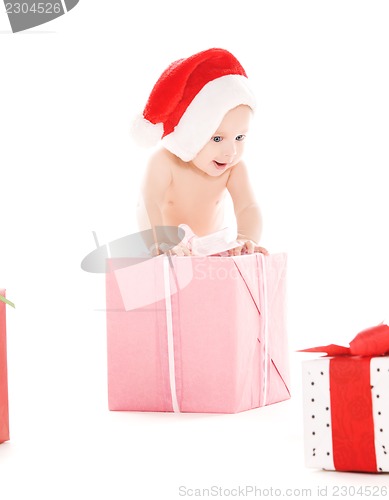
[143,148,176,188]
[148,147,179,169]
[146,148,186,182]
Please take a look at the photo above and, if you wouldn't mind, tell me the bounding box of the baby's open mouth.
[214,161,227,169]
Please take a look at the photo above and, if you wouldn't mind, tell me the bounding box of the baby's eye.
[212,136,223,143]
[235,134,246,141]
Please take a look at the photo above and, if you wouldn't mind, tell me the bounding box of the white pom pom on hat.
[130,48,256,162]
[130,114,164,148]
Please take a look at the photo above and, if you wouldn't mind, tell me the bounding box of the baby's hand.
[149,242,192,257]
[228,240,269,256]
[169,242,192,256]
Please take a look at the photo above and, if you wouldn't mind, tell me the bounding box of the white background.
[1,1,389,498]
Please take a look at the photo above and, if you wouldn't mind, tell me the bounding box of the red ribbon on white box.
[300,323,389,472]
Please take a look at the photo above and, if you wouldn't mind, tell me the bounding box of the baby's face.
[191,105,252,177]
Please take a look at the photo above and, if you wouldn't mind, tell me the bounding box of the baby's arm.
[227,161,268,255]
[140,149,171,228]
[139,149,191,256]
[138,149,172,253]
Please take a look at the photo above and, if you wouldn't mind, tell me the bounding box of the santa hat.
[131,48,256,162]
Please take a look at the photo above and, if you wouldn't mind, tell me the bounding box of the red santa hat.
[131,48,256,162]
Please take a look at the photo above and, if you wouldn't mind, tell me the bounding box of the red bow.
[299,323,389,357]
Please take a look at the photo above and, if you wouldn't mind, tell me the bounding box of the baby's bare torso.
[162,161,229,236]
[138,151,231,236]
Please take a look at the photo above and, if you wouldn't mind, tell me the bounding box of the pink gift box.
[106,253,290,413]
[0,289,10,442]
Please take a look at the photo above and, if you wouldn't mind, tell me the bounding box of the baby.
[133,48,268,256]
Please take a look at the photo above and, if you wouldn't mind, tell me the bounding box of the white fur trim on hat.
[162,74,256,162]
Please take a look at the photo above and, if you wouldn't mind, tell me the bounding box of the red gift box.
[0,289,10,443]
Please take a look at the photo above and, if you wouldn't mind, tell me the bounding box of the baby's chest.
[166,172,227,207]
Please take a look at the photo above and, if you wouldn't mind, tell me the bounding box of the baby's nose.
[223,140,236,158]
